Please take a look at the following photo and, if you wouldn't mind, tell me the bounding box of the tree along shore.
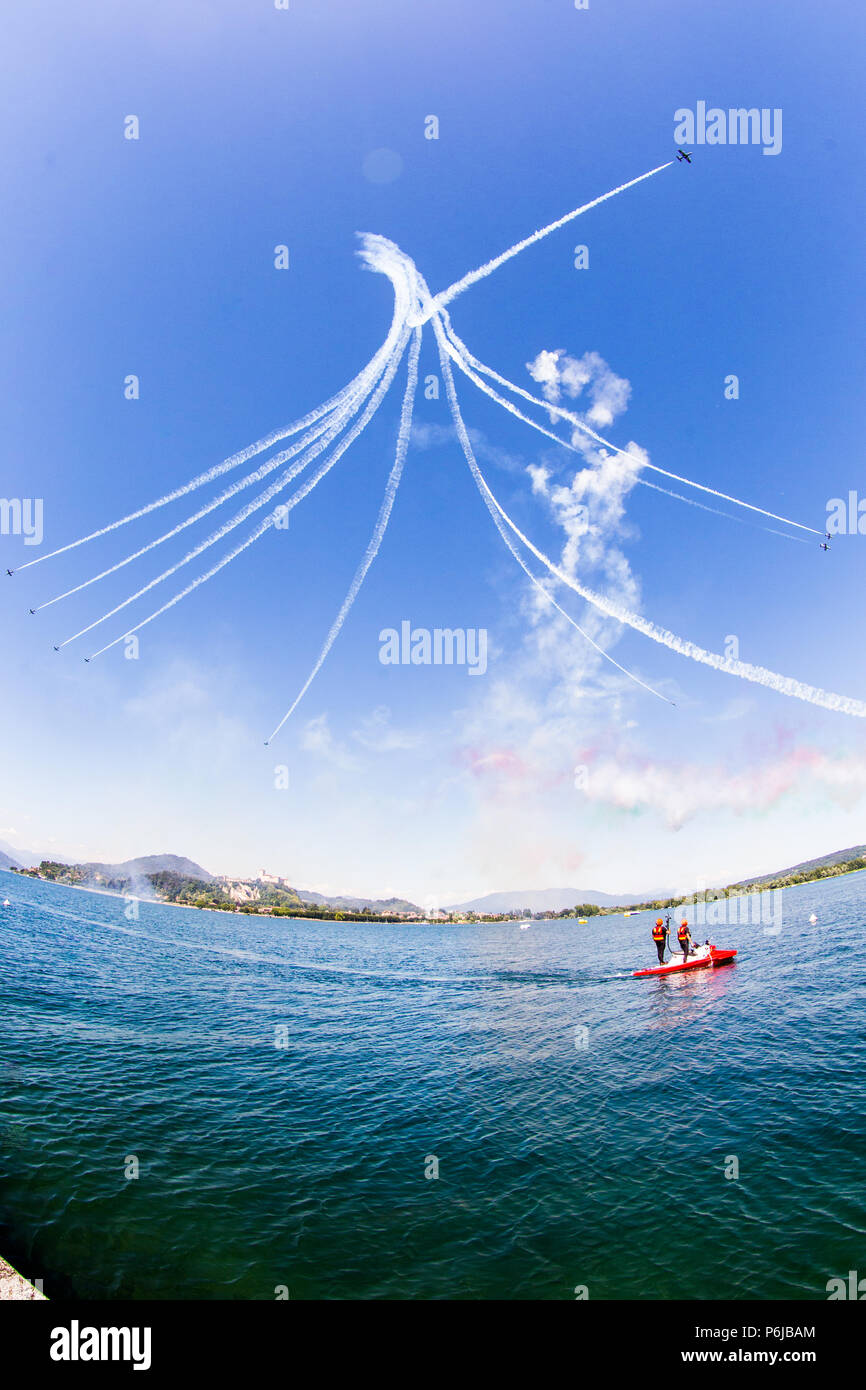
[12,851,866,924]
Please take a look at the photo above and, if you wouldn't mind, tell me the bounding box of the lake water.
[1,867,864,1300]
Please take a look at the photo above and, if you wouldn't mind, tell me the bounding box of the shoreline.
[5,858,866,927]
[1,870,428,926]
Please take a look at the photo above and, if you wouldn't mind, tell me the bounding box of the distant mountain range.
[0,845,213,883]
[445,887,652,914]
[4,842,866,916]
[0,839,64,870]
[1,847,416,913]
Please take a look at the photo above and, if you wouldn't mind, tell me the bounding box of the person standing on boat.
[677,919,693,960]
[652,917,668,964]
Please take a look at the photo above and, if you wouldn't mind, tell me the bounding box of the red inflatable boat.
[633,942,737,978]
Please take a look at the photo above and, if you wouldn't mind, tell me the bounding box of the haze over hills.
[294,889,420,913]
[445,887,655,914]
[4,847,418,914]
[78,854,215,883]
[5,842,866,917]
[449,846,866,914]
[0,839,69,870]
[1,849,214,884]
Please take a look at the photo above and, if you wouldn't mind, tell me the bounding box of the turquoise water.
[1,867,864,1300]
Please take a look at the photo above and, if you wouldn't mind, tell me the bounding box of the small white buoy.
[809,913,818,925]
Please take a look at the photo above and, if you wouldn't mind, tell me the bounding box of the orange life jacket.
[652,924,666,942]
[677,924,690,942]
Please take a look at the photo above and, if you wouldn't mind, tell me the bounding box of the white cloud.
[122,659,251,765]
[445,339,841,872]
[526,348,632,430]
[352,705,423,753]
[300,713,362,771]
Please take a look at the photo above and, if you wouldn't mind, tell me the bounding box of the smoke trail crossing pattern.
[440,318,824,537]
[430,310,676,707]
[9,161,860,732]
[265,326,424,743]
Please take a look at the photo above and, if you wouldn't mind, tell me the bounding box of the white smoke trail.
[37,358,390,615]
[442,326,786,539]
[265,327,423,744]
[36,406,347,613]
[638,477,809,543]
[16,234,418,579]
[419,162,674,322]
[442,369,866,718]
[13,360,380,576]
[56,377,379,650]
[59,260,417,650]
[81,326,414,661]
[443,321,822,537]
[432,315,674,706]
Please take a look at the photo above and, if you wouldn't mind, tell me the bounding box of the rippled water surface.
[1,868,864,1300]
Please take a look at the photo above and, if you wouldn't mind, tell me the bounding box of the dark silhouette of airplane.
[677,149,692,163]
[820,542,830,551]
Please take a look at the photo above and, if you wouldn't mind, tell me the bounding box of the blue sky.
[2,0,865,903]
